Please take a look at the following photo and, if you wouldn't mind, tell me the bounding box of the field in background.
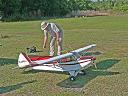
[0,15,128,96]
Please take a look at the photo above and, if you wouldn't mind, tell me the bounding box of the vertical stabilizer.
[18,53,32,68]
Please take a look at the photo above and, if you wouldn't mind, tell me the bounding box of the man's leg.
[50,37,56,56]
[57,37,63,55]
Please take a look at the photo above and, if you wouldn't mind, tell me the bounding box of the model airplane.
[18,44,96,81]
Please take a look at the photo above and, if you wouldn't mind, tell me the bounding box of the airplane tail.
[18,52,33,68]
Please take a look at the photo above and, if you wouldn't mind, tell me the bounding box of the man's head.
[41,21,49,30]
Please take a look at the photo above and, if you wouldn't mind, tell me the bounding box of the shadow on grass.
[22,70,40,74]
[0,80,36,94]
[22,68,68,75]
[0,58,17,66]
[57,59,120,88]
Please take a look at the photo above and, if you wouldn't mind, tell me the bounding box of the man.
[41,21,63,56]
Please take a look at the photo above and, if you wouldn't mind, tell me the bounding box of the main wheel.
[81,70,86,75]
[70,76,76,81]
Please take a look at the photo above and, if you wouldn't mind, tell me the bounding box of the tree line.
[0,0,128,21]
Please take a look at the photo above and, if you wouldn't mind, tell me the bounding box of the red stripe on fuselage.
[29,59,93,67]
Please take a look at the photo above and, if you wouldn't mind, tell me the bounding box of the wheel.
[70,76,76,81]
[81,70,86,75]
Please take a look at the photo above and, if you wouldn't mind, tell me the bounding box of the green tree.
[1,0,20,18]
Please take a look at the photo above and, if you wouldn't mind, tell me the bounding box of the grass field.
[0,15,128,96]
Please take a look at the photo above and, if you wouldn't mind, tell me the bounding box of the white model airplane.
[18,44,96,81]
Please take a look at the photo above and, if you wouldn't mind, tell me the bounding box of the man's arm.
[43,30,48,48]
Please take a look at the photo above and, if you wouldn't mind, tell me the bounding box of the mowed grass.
[0,15,128,96]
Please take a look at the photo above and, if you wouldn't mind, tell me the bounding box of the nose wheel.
[69,71,79,81]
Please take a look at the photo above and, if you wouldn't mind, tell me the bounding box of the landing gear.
[79,70,86,75]
[69,71,79,81]
[70,76,76,81]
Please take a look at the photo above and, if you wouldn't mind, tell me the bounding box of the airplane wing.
[35,44,96,64]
